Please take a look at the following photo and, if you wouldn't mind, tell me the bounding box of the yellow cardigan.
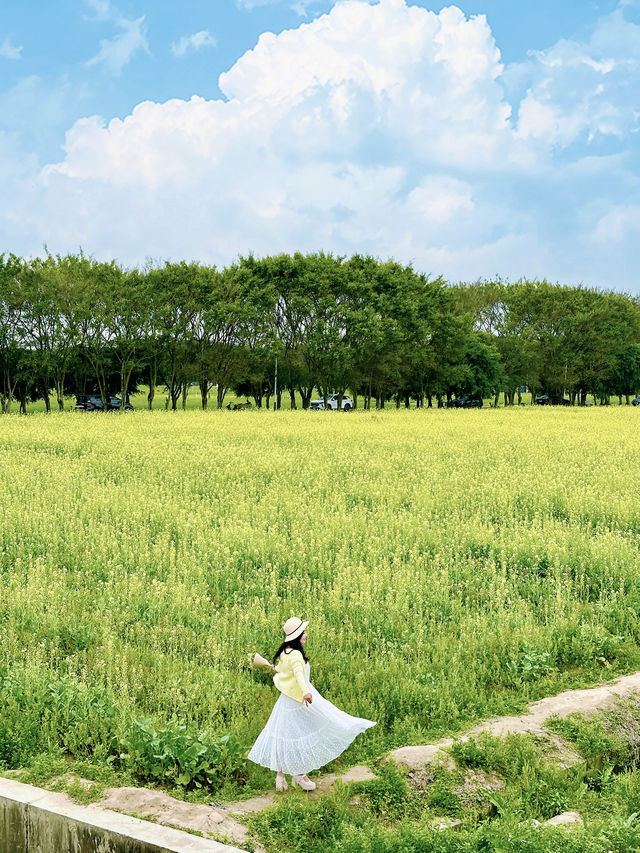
[273,649,310,703]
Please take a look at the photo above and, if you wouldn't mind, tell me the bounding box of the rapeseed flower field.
[1,407,639,783]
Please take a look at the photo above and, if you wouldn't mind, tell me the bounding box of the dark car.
[451,395,483,408]
[535,395,571,406]
[75,395,133,411]
[632,395,640,407]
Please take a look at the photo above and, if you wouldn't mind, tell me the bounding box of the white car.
[310,394,353,411]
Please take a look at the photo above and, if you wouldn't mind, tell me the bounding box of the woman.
[248,617,375,791]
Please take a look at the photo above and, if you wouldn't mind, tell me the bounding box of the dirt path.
[95,670,640,847]
[391,669,640,768]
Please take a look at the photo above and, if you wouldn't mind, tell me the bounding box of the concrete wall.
[0,779,243,853]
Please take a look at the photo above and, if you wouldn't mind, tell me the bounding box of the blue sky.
[1,0,639,291]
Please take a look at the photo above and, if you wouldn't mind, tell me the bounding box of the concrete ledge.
[0,778,244,853]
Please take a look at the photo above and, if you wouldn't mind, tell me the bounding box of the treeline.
[1,251,640,413]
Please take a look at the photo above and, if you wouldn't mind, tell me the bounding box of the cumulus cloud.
[171,30,217,57]
[2,0,640,291]
[85,4,149,75]
[0,37,23,60]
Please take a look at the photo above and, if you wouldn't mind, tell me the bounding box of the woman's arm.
[290,655,312,704]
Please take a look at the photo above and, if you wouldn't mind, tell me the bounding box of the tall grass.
[1,408,639,782]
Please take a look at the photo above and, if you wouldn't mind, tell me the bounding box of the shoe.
[292,774,316,791]
[275,773,288,791]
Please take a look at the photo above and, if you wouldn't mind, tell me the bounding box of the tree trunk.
[55,376,65,411]
[120,367,132,412]
[95,371,108,413]
[165,368,175,410]
[217,384,226,409]
[289,388,296,410]
[147,357,157,410]
[352,390,358,409]
[298,387,312,409]
[626,394,630,405]
[182,382,189,410]
[168,376,181,410]
[427,395,432,408]
[493,392,499,408]
[265,391,271,409]
[200,380,208,410]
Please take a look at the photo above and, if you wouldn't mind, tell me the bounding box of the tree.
[0,254,23,413]
[145,263,199,410]
[110,268,152,409]
[77,259,123,410]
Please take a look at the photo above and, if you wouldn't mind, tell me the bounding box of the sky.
[1,0,639,291]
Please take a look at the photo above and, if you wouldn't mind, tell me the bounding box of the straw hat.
[283,616,308,642]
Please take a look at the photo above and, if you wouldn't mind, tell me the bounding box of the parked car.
[75,395,133,411]
[310,394,353,411]
[632,395,640,406]
[450,395,483,408]
[534,395,571,406]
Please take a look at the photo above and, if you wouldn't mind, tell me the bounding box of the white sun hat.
[283,616,309,642]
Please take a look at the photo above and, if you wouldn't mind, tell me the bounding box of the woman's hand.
[302,693,312,706]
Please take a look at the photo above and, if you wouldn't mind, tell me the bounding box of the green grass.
[16,385,634,414]
[2,407,640,849]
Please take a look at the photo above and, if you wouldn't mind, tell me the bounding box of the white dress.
[248,662,376,775]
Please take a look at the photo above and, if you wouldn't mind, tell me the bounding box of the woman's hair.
[273,634,308,665]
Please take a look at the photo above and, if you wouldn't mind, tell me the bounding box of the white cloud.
[84,0,112,22]
[236,0,320,12]
[2,0,640,292]
[406,176,474,223]
[290,1,319,16]
[235,0,279,9]
[85,5,149,75]
[171,30,217,58]
[514,7,640,146]
[0,37,23,60]
[593,204,640,244]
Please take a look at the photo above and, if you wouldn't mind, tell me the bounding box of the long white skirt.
[248,668,375,776]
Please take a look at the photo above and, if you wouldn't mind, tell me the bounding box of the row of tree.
[1,251,640,414]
